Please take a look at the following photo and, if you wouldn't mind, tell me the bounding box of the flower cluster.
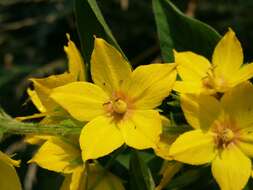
[2,28,253,190]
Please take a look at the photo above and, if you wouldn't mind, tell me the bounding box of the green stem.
[0,111,82,136]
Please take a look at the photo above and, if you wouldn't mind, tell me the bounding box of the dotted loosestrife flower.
[17,34,85,144]
[170,82,253,190]
[174,28,253,95]
[50,38,177,160]
[0,151,21,190]
[30,137,125,190]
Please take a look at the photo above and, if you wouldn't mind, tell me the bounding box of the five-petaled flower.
[170,82,253,190]
[50,37,177,161]
[174,28,253,95]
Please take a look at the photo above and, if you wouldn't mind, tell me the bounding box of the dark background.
[0,0,253,189]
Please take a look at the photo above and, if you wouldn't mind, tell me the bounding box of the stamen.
[112,99,127,114]
[221,128,234,143]
[213,120,237,149]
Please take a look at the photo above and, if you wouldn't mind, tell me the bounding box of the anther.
[112,99,127,114]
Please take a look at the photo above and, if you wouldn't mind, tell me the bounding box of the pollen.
[112,99,127,114]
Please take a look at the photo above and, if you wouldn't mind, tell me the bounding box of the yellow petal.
[0,151,20,167]
[230,63,253,86]
[212,28,243,78]
[237,139,253,158]
[169,129,217,165]
[154,118,178,160]
[87,163,125,190]
[91,38,132,94]
[119,110,162,149]
[0,159,22,190]
[211,144,251,190]
[61,165,87,190]
[70,166,86,190]
[180,94,200,129]
[61,164,125,190]
[29,137,81,174]
[24,135,51,145]
[122,63,177,109]
[173,81,203,94]
[64,34,86,81]
[154,135,176,160]
[50,82,109,121]
[221,82,253,129]
[29,73,74,112]
[197,94,222,131]
[60,174,72,190]
[80,116,124,161]
[31,73,74,89]
[28,83,54,112]
[27,88,46,113]
[175,51,211,81]
[156,161,183,190]
[16,112,46,121]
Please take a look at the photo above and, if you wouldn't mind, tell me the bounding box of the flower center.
[112,99,127,114]
[202,67,227,93]
[212,119,237,149]
[220,128,234,143]
[202,67,215,90]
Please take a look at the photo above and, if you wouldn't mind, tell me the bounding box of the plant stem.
[0,111,82,136]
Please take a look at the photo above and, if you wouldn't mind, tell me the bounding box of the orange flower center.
[212,119,238,149]
[103,92,134,120]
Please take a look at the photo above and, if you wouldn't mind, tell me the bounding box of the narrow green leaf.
[129,151,155,190]
[74,0,126,65]
[152,0,221,62]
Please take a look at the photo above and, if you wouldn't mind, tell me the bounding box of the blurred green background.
[1,0,253,189]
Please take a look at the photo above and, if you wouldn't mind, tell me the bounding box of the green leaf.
[116,153,130,169]
[74,0,126,66]
[166,166,210,189]
[152,0,221,62]
[129,151,155,190]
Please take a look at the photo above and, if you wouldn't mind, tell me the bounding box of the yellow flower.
[20,33,85,121]
[154,116,177,160]
[17,34,85,144]
[155,161,182,190]
[50,37,177,160]
[29,137,125,190]
[170,82,253,190]
[61,164,125,190]
[153,116,183,190]
[174,28,253,95]
[0,151,21,190]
